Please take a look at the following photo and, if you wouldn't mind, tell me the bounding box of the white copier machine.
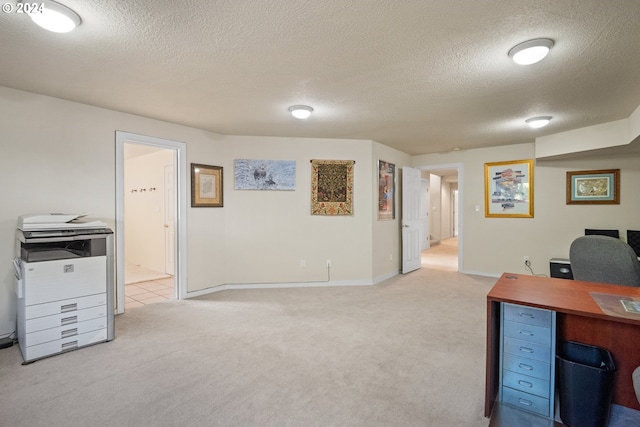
[14,214,115,363]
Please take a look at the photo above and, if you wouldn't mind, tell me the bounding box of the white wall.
[414,143,640,276]
[0,87,388,336]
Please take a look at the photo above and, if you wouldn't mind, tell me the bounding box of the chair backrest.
[585,228,619,238]
[569,235,640,287]
[627,230,640,258]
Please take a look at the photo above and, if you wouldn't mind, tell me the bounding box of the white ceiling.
[1,0,640,155]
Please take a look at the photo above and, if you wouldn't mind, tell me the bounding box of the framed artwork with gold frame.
[191,163,223,207]
[484,159,534,218]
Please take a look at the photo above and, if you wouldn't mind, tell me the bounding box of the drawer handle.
[518,398,533,407]
[61,316,78,326]
[519,329,534,336]
[61,341,78,351]
[518,363,534,371]
[518,312,535,319]
[60,303,78,313]
[518,380,534,388]
[61,328,78,339]
[519,346,534,353]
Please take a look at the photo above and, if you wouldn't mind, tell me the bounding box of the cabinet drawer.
[25,317,107,346]
[503,353,551,381]
[22,328,107,362]
[503,321,551,345]
[23,257,106,304]
[502,370,550,398]
[503,337,551,363]
[502,386,551,417]
[503,303,552,328]
[25,304,106,333]
[25,293,106,320]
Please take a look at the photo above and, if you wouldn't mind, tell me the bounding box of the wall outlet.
[389,254,393,261]
[326,259,331,267]
[523,256,530,265]
[300,259,306,268]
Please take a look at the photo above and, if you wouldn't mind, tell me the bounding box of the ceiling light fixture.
[22,0,81,33]
[288,105,313,119]
[508,38,554,65]
[526,116,552,129]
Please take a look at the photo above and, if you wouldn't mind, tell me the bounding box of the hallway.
[421,237,458,271]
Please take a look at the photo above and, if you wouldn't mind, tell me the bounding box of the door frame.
[115,131,187,314]
[417,163,464,272]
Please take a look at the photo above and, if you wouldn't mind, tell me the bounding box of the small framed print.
[566,169,619,205]
[191,163,223,207]
[484,159,534,218]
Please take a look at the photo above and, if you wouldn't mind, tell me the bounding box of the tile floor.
[125,276,175,310]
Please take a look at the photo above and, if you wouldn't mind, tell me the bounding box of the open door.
[402,166,422,274]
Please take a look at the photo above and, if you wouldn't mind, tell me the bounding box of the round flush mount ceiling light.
[22,0,81,33]
[509,38,554,65]
[288,105,313,119]
[526,116,552,128]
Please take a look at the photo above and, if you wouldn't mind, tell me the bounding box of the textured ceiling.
[1,0,640,155]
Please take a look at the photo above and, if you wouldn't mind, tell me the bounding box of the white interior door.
[420,178,430,250]
[164,164,175,275]
[402,166,422,274]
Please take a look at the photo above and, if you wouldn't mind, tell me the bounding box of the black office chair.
[585,228,619,239]
[627,230,640,258]
[569,235,640,287]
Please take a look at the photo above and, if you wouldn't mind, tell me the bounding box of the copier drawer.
[26,304,107,334]
[23,328,107,361]
[26,317,107,346]
[25,293,106,320]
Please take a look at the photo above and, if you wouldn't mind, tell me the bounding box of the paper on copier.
[17,213,106,230]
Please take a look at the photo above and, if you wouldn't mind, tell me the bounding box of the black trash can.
[556,341,616,427]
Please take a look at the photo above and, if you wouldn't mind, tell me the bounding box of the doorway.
[123,144,175,309]
[418,164,462,272]
[115,132,187,314]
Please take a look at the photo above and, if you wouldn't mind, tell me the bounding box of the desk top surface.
[488,273,640,325]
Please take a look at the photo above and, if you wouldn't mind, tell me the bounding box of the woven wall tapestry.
[310,159,354,215]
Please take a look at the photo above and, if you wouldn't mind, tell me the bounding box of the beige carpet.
[422,237,458,271]
[0,269,496,426]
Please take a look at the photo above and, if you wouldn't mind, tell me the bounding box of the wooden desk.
[485,273,640,418]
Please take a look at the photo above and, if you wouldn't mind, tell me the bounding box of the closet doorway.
[115,132,187,314]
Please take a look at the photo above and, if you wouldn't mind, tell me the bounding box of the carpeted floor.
[422,237,458,271]
[0,269,496,426]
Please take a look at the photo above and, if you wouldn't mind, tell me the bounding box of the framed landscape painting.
[566,169,619,205]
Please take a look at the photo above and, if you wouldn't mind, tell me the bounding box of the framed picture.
[191,163,223,207]
[566,169,619,205]
[484,159,534,218]
[378,160,395,220]
[234,159,296,190]
[310,159,354,215]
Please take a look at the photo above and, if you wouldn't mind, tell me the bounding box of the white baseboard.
[185,278,377,299]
